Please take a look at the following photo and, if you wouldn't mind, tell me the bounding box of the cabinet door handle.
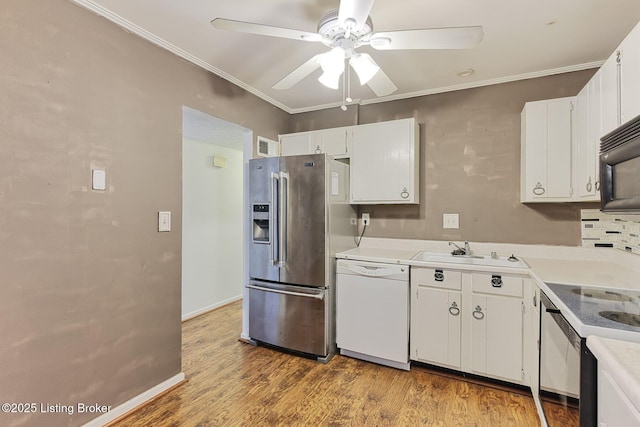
[434,270,444,282]
[595,181,600,191]
[400,187,410,199]
[314,145,322,154]
[449,302,460,316]
[533,294,537,307]
[473,305,485,320]
[491,275,503,287]
[586,176,593,193]
[533,182,545,196]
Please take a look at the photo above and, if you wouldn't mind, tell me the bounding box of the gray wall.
[0,0,602,426]
[0,1,287,426]
[290,71,599,246]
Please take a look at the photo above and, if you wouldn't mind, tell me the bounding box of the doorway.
[181,106,251,321]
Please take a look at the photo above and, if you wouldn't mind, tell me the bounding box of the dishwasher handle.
[340,263,406,278]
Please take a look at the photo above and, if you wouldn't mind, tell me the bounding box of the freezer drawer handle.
[247,284,325,301]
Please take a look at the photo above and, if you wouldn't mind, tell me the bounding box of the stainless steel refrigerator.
[248,153,356,362]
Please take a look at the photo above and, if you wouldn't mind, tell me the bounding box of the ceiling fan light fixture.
[349,53,380,85]
[319,47,346,75]
[318,71,342,89]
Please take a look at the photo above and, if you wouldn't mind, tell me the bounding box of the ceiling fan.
[211,0,483,100]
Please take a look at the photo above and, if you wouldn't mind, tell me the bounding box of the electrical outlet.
[362,213,370,226]
[350,217,357,226]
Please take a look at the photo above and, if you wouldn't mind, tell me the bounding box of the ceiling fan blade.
[211,18,322,42]
[366,68,397,97]
[338,0,376,29]
[273,55,323,90]
[370,26,484,50]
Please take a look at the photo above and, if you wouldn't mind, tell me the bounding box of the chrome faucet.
[449,241,472,256]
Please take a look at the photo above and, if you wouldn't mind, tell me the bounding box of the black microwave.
[600,114,640,213]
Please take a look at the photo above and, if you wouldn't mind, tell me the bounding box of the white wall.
[182,137,244,320]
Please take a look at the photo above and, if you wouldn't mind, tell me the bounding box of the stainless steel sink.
[411,251,529,268]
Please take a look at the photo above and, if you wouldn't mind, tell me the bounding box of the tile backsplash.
[581,209,640,255]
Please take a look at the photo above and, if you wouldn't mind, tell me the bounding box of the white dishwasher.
[336,259,410,370]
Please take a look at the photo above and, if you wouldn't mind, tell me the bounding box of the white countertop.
[337,246,531,275]
[526,257,640,290]
[337,238,640,341]
[336,247,419,265]
[588,336,640,413]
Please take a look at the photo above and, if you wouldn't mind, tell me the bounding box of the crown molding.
[357,61,604,107]
[68,1,604,116]
[69,0,293,113]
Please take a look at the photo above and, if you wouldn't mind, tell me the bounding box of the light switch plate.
[158,211,171,232]
[443,213,459,229]
[92,169,106,190]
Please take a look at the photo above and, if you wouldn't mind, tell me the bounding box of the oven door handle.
[546,308,561,314]
[247,284,325,301]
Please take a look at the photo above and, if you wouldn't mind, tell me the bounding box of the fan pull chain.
[341,62,348,111]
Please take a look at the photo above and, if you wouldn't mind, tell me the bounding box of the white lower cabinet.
[470,293,523,382]
[412,286,462,369]
[598,368,640,426]
[526,284,540,395]
[411,267,528,386]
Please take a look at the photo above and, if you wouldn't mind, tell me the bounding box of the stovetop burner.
[571,288,634,302]
[545,283,640,335]
[599,311,640,327]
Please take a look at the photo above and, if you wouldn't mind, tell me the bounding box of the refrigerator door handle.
[270,172,279,266]
[247,284,325,300]
[278,171,289,267]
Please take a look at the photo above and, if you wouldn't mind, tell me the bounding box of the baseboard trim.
[182,295,242,322]
[82,372,185,427]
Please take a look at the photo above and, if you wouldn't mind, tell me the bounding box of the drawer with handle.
[411,267,462,291]
[471,272,523,297]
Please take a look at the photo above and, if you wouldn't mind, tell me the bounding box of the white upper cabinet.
[521,97,575,202]
[350,118,419,204]
[280,132,314,156]
[575,72,602,201]
[620,21,640,126]
[279,126,350,158]
[600,21,640,136]
[312,127,350,157]
[600,50,620,136]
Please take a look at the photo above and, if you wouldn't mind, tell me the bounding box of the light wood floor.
[112,300,545,426]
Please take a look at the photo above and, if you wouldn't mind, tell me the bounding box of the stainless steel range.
[539,283,640,427]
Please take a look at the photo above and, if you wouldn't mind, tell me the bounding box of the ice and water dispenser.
[252,203,270,243]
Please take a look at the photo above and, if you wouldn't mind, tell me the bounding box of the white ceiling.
[72,0,640,114]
